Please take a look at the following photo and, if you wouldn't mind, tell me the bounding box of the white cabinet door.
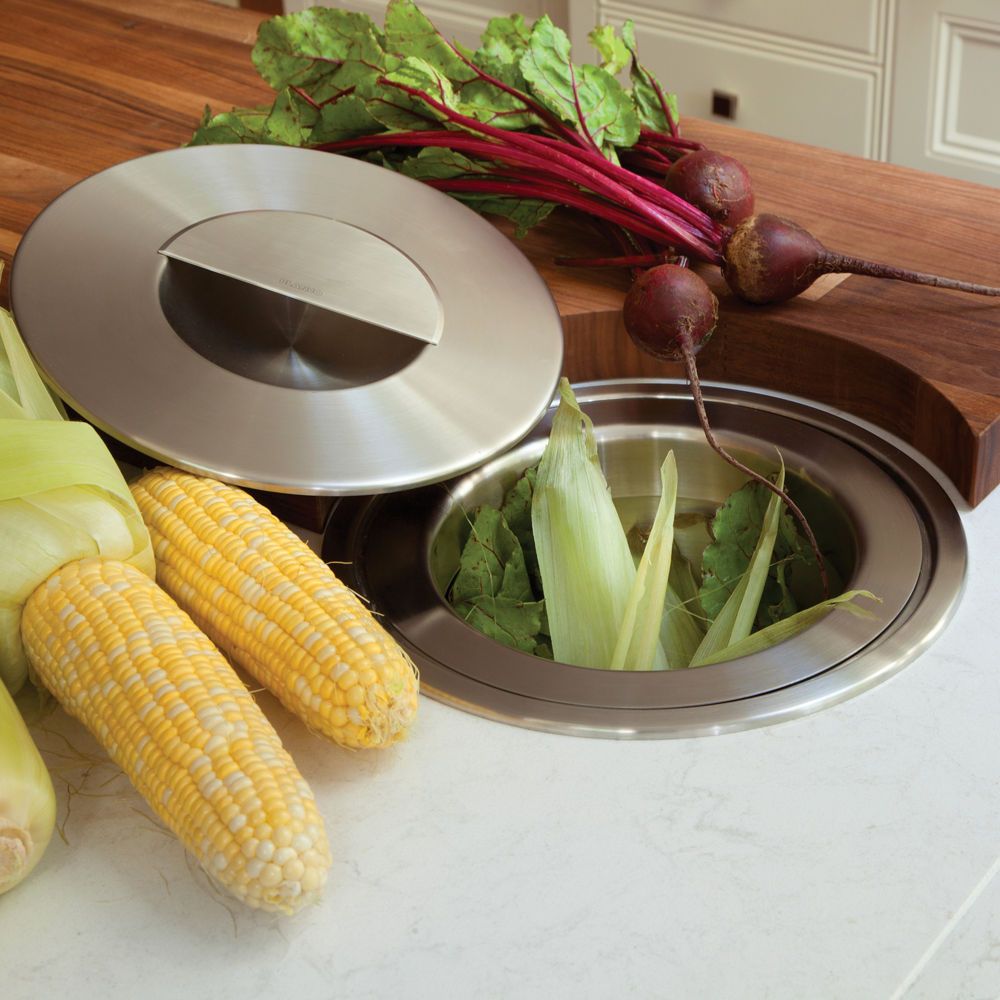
[592,0,886,55]
[890,0,1000,187]
[566,0,889,158]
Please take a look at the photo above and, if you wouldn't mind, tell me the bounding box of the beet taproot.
[723,213,1000,304]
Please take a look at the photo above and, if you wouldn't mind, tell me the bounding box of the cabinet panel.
[612,0,887,57]
[595,14,882,157]
[890,1,1000,186]
[949,29,1000,144]
[932,19,1000,166]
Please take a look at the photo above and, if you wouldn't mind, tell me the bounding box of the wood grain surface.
[3,0,1000,518]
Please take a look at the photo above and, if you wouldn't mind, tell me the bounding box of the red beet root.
[622,263,719,361]
[723,213,1000,304]
[623,263,829,594]
[664,149,755,228]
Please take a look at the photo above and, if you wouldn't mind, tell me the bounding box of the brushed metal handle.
[158,209,443,345]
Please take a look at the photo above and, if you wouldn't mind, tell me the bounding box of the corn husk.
[0,303,154,694]
[532,379,667,670]
[0,675,56,896]
[660,563,707,669]
[611,451,677,670]
[688,462,788,666]
[691,589,881,666]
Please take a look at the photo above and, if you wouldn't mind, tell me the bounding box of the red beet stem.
[679,338,830,598]
[427,175,720,259]
[556,251,678,268]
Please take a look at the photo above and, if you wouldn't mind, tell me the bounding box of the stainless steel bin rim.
[323,379,968,739]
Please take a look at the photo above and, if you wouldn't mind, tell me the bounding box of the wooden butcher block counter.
[3,0,1000,515]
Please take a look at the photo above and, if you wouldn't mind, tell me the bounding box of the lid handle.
[158,210,443,345]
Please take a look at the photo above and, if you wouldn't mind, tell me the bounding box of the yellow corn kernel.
[130,467,419,750]
[20,557,332,915]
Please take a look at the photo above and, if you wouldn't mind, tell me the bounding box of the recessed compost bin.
[322,379,967,739]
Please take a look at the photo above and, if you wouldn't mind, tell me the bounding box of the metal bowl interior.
[322,380,967,738]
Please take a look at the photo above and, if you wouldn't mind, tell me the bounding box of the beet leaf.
[189,0,724,261]
[448,503,551,657]
[698,476,836,631]
[252,7,390,93]
[517,17,639,156]
[620,21,680,138]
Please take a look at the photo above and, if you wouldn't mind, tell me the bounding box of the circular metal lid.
[10,145,564,495]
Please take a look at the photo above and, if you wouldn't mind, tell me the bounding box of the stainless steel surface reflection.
[323,380,968,739]
[11,145,563,495]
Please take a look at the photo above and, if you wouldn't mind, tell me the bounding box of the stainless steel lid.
[10,145,564,494]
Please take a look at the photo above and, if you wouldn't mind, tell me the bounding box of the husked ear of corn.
[21,557,332,915]
[129,467,419,751]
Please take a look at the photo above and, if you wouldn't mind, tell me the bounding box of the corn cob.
[20,557,332,914]
[129,467,419,750]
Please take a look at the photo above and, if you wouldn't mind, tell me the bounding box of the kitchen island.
[2,2,1000,997]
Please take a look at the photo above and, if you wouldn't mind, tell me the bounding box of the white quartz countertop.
[5,427,1000,1000]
